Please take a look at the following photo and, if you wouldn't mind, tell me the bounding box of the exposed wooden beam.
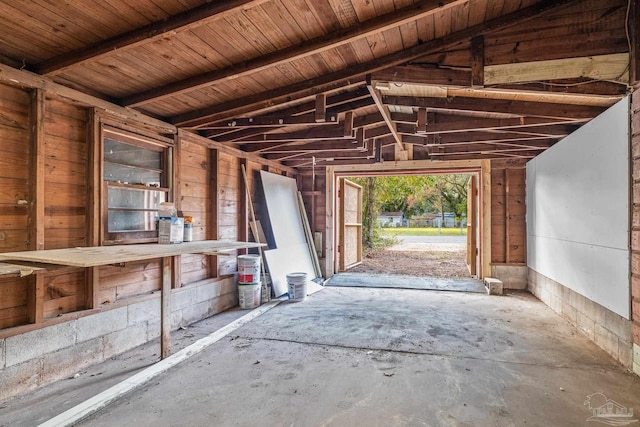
[170,0,576,128]
[371,65,471,86]
[367,76,403,149]
[484,54,629,85]
[403,133,556,146]
[390,114,585,134]
[207,96,374,142]
[417,108,428,133]
[263,140,365,155]
[209,112,340,129]
[471,36,484,87]
[343,112,354,137]
[35,0,269,76]
[315,94,327,123]
[382,95,605,119]
[122,0,467,107]
[237,126,355,143]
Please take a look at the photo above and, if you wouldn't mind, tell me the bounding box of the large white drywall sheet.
[526,97,630,318]
[260,171,316,296]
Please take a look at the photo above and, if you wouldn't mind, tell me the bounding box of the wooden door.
[466,175,478,276]
[339,178,362,271]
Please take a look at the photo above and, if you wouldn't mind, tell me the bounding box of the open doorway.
[330,171,483,292]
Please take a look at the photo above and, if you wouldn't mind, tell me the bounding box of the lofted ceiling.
[0,0,632,168]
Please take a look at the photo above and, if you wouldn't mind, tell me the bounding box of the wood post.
[161,256,172,359]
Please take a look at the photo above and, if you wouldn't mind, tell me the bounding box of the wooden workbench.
[0,240,264,358]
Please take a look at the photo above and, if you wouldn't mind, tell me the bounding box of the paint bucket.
[238,282,261,309]
[286,272,308,302]
[238,254,261,284]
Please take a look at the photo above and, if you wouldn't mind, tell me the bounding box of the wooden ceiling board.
[304,0,344,32]
[328,0,359,27]
[433,7,454,38]
[467,0,489,26]
[415,14,436,42]
[451,0,470,32]
[260,1,310,45]
[398,20,420,49]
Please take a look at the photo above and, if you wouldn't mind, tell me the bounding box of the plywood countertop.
[0,241,265,268]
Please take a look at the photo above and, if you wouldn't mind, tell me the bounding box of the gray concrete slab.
[326,272,485,293]
[5,287,640,427]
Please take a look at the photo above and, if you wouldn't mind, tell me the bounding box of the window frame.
[100,126,174,245]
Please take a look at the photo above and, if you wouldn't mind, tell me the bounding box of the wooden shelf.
[0,240,266,267]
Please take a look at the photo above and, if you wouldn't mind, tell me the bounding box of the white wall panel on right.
[526,97,630,319]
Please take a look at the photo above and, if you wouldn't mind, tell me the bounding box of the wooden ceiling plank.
[34,0,270,76]
[484,53,630,85]
[122,0,468,107]
[168,0,577,127]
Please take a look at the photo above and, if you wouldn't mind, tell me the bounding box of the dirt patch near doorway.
[349,247,469,278]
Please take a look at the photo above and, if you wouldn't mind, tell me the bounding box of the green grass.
[379,227,467,237]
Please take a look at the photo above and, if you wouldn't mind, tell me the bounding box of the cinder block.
[171,309,184,330]
[77,307,128,343]
[196,281,220,301]
[595,324,619,359]
[41,338,104,383]
[484,278,503,295]
[181,300,213,325]
[0,338,5,369]
[550,294,562,314]
[604,310,632,340]
[633,344,640,376]
[128,297,160,325]
[5,321,77,367]
[618,339,633,369]
[172,287,196,311]
[577,312,596,340]
[103,323,148,359]
[147,319,161,340]
[562,303,577,324]
[0,358,42,402]
[492,266,527,289]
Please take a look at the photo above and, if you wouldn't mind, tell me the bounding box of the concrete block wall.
[631,88,640,376]
[0,277,237,402]
[491,265,527,289]
[528,269,633,369]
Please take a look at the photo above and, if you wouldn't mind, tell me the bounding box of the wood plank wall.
[0,80,289,335]
[0,83,30,328]
[490,164,526,265]
[178,133,213,285]
[298,170,326,259]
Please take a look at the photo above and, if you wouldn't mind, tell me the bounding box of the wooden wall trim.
[481,159,492,280]
[30,89,45,251]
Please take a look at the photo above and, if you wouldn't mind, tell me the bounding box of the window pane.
[104,162,161,185]
[104,138,162,169]
[108,210,158,232]
[108,187,166,210]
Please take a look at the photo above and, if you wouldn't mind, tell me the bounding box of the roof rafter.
[170,0,576,128]
[121,0,468,107]
[35,0,269,76]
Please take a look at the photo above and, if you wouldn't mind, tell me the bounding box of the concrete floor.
[3,286,640,427]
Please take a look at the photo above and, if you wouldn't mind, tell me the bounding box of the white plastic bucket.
[238,254,261,284]
[286,272,308,302]
[238,283,261,309]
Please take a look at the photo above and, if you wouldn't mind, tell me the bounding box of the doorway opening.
[329,170,484,293]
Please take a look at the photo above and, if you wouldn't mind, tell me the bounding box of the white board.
[526,97,630,318]
[260,171,319,296]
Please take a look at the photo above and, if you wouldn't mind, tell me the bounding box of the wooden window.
[102,127,172,244]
